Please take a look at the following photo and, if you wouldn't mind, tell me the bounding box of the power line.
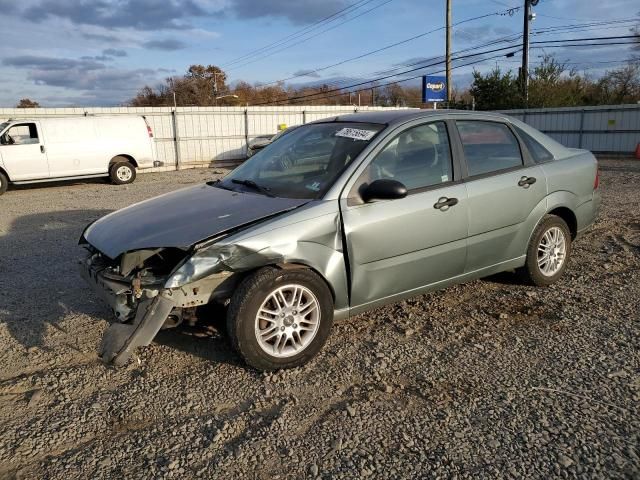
[285,53,517,105]
[226,0,394,72]
[221,0,378,68]
[255,14,634,92]
[255,6,523,88]
[251,16,634,96]
[253,44,525,105]
[252,35,638,105]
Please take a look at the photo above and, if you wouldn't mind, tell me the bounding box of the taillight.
[146,125,153,138]
[594,164,600,190]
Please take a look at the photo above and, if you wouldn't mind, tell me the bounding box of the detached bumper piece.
[79,256,175,366]
[80,254,235,366]
[99,295,175,366]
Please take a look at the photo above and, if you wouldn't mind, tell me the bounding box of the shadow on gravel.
[481,270,527,286]
[0,209,111,352]
[153,304,254,372]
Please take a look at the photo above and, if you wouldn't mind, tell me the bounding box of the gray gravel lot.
[0,160,638,479]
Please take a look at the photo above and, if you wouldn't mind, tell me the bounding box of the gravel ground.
[0,160,638,479]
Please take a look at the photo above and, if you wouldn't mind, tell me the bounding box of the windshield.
[0,122,8,133]
[219,122,384,199]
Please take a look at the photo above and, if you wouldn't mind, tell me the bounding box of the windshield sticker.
[335,128,377,141]
[305,181,322,192]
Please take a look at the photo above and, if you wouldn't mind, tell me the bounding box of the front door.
[0,122,49,181]
[454,120,547,272]
[341,121,468,309]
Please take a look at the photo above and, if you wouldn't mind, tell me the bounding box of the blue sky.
[0,0,637,106]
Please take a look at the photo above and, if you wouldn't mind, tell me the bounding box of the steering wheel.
[279,152,294,170]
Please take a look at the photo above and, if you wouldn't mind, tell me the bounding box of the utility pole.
[446,0,452,104]
[522,0,532,104]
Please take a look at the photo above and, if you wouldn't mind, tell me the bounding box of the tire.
[0,171,8,195]
[520,214,572,286]
[226,267,334,371]
[109,158,136,185]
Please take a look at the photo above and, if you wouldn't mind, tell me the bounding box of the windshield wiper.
[231,178,275,197]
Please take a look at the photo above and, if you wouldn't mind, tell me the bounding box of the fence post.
[578,109,585,149]
[172,109,181,170]
[302,110,307,124]
[244,108,250,157]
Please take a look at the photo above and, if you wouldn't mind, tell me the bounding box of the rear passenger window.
[364,122,453,191]
[457,121,522,176]
[514,126,554,163]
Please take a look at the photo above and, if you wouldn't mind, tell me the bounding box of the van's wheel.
[226,267,334,371]
[0,171,8,195]
[520,215,572,286]
[109,157,136,185]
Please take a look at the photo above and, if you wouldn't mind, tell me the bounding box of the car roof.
[324,109,514,126]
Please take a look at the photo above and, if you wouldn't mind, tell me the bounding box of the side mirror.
[360,179,407,203]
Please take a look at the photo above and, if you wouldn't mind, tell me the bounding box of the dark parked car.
[246,125,300,157]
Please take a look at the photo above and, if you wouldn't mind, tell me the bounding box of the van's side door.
[454,120,547,272]
[47,118,103,177]
[341,120,468,310]
[0,122,49,181]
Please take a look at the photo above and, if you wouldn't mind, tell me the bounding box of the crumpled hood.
[82,183,308,259]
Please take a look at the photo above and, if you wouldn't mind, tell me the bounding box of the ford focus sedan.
[79,110,600,370]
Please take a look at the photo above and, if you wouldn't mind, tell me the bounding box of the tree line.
[126,55,639,110]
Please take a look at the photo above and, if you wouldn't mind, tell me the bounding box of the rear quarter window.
[513,126,554,163]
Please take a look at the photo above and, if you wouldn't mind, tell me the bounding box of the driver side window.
[362,122,453,191]
[1,123,39,146]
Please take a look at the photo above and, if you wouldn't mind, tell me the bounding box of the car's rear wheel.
[521,214,572,286]
[109,157,136,185]
[226,267,334,371]
[0,171,8,195]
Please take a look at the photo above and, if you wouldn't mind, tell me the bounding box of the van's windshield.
[0,122,8,133]
[217,122,384,199]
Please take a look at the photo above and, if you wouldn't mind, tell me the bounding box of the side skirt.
[346,256,526,318]
[12,173,108,184]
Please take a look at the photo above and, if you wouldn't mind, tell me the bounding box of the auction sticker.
[335,128,377,141]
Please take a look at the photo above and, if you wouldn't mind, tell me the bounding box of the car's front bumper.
[79,255,175,366]
[80,254,234,366]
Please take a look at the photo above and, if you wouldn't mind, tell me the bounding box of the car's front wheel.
[521,214,572,286]
[226,267,334,371]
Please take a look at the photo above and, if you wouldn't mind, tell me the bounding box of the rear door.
[455,120,547,272]
[341,120,468,308]
[0,122,49,180]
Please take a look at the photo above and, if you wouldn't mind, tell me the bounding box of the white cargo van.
[0,115,161,195]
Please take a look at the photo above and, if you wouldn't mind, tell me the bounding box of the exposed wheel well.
[110,155,138,168]
[0,166,10,181]
[273,262,337,304]
[548,207,577,239]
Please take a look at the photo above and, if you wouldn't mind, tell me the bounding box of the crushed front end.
[79,247,234,366]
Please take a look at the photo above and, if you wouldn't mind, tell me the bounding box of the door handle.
[434,197,458,211]
[40,145,45,154]
[518,176,536,188]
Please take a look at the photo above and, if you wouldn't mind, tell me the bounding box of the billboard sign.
[422,75,447,103]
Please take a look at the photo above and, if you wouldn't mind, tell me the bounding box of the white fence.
[498,104,640,154]
[0,106,406,171]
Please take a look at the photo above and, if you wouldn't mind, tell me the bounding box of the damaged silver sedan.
[80,110,600,370]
